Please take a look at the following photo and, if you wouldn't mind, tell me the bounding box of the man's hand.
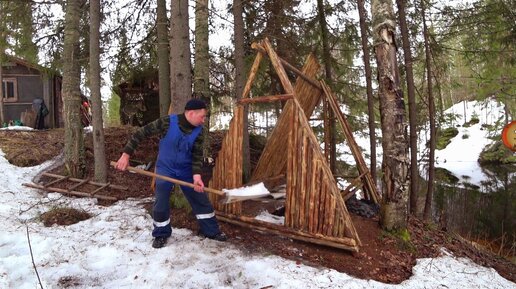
[115,153,130,171]
[193,174,204,193]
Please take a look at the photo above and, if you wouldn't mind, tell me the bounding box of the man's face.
[187,109,207,127]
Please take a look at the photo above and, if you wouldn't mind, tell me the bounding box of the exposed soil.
[0,127,514,284]
[40,207,92,227]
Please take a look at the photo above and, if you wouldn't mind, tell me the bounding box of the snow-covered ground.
[432,99,508,187]
[0,137,514,288]
[332,98,511,188]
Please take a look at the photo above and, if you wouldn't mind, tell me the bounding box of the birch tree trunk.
[63,0,85,178]
[157,0,171,116]
[422,0,436,221]
[357,0,377,186]
[396,0,418,214]
[371,0,410,230]
[194,0,211,159]
[89,0,106,182]
[169,0,191,114]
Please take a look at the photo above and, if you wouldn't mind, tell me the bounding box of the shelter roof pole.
[261,38,294,94]
[320,81,380,204]
[237,94,293,105]
[241,47,263,99]
[251,44,321,90]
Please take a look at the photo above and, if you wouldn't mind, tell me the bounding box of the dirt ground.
[0,127,514,284]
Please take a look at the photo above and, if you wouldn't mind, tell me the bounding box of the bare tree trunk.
[89,0,106,182]
[234,0,245,100]
[157,0,171,117]
[169,0,191,114]
[357,0,377,186]
[194,0,211,160]
[432,68,445,123]
[63,0,85,178]
[234,0,250,182]
[396,0,418,215]
[317,0,336,174]
[0,4,5,125]
[422,0,435,221]
[371,0,410,230]
[0,62,4,126]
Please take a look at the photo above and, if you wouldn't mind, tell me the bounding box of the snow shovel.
[110,161,270,204]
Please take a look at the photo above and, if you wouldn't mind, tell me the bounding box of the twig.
[18,194,64,215]
[26,226,44,289]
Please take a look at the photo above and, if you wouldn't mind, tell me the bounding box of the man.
[115,98,227,248]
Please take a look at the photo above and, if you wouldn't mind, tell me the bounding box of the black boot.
[152,237,168,248]
[209,232,228,242]
[199,231,228,242]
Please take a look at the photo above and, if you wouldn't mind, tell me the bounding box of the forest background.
[0,0,514,249]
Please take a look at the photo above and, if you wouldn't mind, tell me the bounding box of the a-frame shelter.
[208,38,379,252]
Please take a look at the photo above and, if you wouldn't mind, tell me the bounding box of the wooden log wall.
[286,99,361,246]
[251,50,323,182]
[208,106,244,214]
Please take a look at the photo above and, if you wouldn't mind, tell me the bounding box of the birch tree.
[371,0,410,230]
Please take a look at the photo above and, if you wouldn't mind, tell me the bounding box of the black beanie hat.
[184,98,207,110]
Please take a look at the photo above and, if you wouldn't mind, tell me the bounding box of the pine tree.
[90,0,107,182]
[157,0,171,116]
[194,0,211,159]
[396,0,419,214]
[0,2,6,125]
[232,0,252,181]
[62,0,86,178]
[169,0,191,114]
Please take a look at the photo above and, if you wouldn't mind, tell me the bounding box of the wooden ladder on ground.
[23,172,128,201]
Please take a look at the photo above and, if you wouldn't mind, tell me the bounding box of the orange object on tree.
[501,121,516,151]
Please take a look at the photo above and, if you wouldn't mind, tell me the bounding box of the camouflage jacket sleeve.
[122,116,170,156]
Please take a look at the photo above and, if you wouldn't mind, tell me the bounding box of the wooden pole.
[236,94,293,105]
[110,162,225,197]
[262,38,294,94]
[42,172,127,190]
[216,212,358,252]
[241,49,263,99]
[23,183,117,201]
[252,44,321,90]
[320,81,380,204]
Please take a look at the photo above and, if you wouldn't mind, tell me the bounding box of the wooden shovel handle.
[110,161,225,196]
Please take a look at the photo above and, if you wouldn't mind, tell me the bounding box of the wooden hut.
[1,55,63,128]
